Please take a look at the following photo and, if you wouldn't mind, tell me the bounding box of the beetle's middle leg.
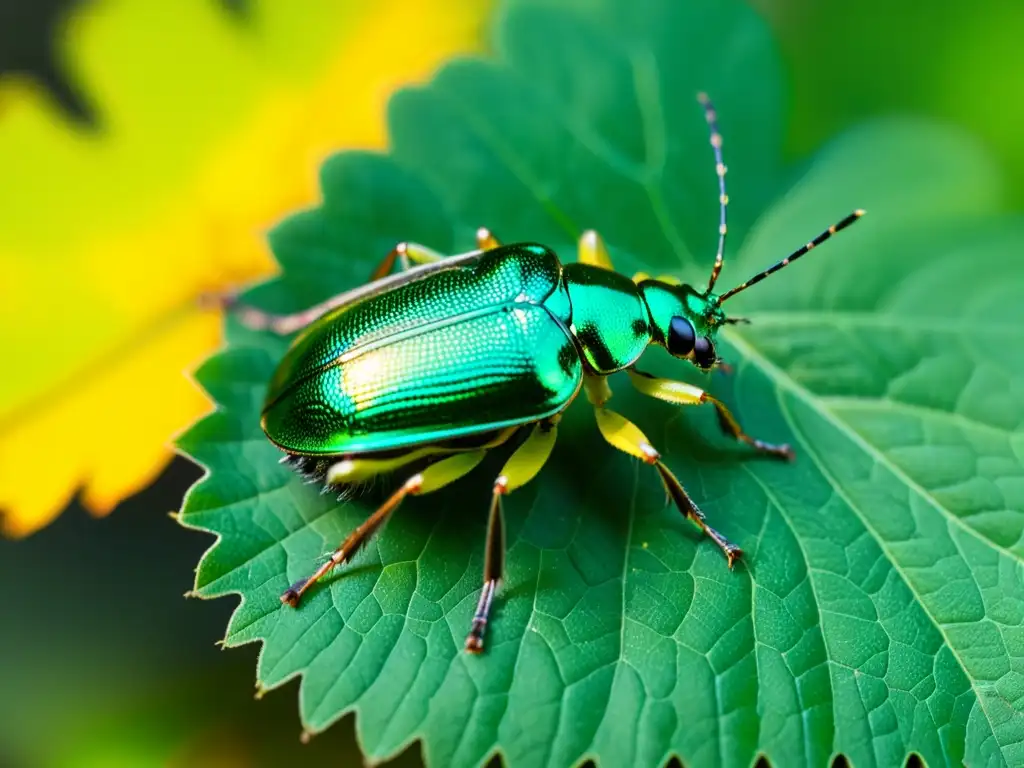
[465,418,559,654]
[281,449,489,608]
[583,376,741,566]
[626,369,793,460]
[577,230,615,270]
[369,241,448,281]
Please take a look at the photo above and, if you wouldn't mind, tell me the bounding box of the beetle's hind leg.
[281,450,489,607]
[466,419,559,654]
[626,369,793,460]
[227,230,505,334]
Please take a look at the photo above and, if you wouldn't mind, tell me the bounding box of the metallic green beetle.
[237,94,863,653]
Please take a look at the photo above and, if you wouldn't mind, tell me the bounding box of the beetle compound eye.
[693,337,716,369]
[667,316,696,357]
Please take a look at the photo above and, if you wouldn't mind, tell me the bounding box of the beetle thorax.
[560,263,653,375]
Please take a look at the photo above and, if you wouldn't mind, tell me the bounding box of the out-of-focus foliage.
[0,0,490,537]
[753,0,1024,206]
[178,0,1024,765]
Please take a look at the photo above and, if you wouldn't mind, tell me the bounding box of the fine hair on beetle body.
[232,92,864,654]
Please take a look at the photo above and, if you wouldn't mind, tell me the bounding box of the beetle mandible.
[234,93,864,653]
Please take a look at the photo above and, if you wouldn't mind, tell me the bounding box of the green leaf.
[177,0,1024,765]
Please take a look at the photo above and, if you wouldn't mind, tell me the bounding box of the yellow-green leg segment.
[583,377,742,567]
[281,449,489,608]
[368,229,501,280]
[578,229,614,270]
[475,227,502,251]
[466,419,558,653]
[369,240,448,281]
[627,369,794,460]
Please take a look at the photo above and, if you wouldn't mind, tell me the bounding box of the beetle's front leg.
[627,369,794,461]
[587,399,741,567]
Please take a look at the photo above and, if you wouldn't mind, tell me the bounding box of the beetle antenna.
[718,210,865,303]
[698,92,728,294]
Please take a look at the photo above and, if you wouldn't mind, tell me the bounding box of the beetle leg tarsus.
[626,369,793,461]
[466,577,498,654]
[281,579,307,607]
[465,421,558,654]
[466,490,503,654]
[226,301,332,336]
[653,459,742,566]
[281,451,488,608]
[591,402,741,567]
[280,476,415,607]
[197,288,239,312]
[218,296,289,335]
[715,359,735,376]
[707,396,794,461]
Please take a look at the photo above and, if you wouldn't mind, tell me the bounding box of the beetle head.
[639,279,725,372]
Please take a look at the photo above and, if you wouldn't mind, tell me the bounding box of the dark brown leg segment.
[464,420,558,653]
[282,450,488,607]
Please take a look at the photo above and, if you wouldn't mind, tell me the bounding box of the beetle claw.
[725,545,743,569]
[281,580,305,607]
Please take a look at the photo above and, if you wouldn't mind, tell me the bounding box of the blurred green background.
[0,0,1021,765]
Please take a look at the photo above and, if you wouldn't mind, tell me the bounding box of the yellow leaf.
[0,0,492,536]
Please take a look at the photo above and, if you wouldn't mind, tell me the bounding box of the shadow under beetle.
[233,94,864,653]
